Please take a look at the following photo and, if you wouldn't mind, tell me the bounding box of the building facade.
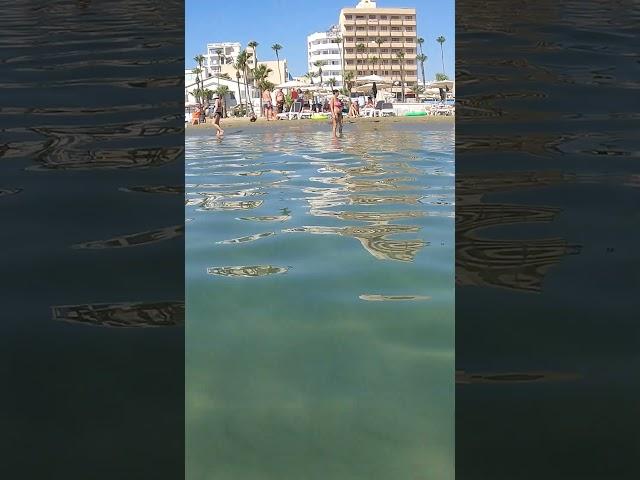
[339,0,418,95]
[202,42,241,78]
[307,25,343,87]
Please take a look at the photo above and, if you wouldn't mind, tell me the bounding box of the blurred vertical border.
[456,0,639,478]
[0,1,185,478]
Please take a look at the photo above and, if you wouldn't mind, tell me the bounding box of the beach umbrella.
[428,80,454,90]
[277,80,307,89]
[356,74,386,84]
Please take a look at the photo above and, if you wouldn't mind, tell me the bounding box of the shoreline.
[186,114,454,130]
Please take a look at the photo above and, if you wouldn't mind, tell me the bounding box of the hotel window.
[356,26,365,31]
[369,15,376,19]
[392,37,400,42]
[405,15,413,20]
[381,48,388,53]
[380,15,387,20]
[379,26,387,31]
[391,27,400,31]
[407,49,414,54]
[406,37,414,42]
[346,26,353,30]
[356,15,364,19]
[356,37,365,41]
[345,15,352,19]
[391,15,399,19]
[346,48,353,53]
[405,26,413,31]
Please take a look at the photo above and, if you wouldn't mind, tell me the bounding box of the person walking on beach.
[262,88,274,120]
[275,88,285,114]
[212,94,224,136]
[330,90,344,137]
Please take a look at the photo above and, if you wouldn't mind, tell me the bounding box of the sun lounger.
[276,101,303,120]
[380,103,395,116]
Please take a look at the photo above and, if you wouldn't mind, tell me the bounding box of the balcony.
[390,19,402,26]
[355,19,367,25]
[404,19,416,26]
[403,31,416,37]
[391,42,405,48]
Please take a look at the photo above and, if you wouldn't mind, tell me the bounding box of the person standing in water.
[329,90,343,137]
[212,94,224,136]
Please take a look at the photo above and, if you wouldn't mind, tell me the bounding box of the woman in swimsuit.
[212,95,224,136]
[330,90,344,137]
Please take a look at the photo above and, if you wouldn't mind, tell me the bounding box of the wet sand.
[186,114,454,130]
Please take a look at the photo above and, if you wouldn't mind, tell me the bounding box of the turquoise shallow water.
[186,122,454,480]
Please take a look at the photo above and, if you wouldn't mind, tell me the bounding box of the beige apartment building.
[339,0,418,95]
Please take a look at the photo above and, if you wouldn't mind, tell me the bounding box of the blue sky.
[185,0,454,81]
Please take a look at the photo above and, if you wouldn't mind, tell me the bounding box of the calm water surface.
[186,122,454,480]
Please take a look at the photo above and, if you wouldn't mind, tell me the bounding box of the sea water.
[186,121,455,480]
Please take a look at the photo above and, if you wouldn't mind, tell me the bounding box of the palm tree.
[374,37,385,79]
[214,85,230,117]
[193,55,205,105]
[435,73,449,81]
[313,60,325,86]
[356,43,366,77]
[410,84,424,97]
[253,64,273,116]
[417,37,426,88]
[396,51,405,102]
[271,43,283,83]
[370,56,379,76]
[191,68,202,104]
[219,73,231,81]
[235,49,255,117]
[436,36,446,74]
[416,54,427,89]
[248,41,259,87]
[303,72,315,85]
[332,36,344,88]
[233,65,243,115]
[328,77,337,89]
[343,71,355,92]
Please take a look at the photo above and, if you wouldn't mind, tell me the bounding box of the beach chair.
[298,106,313,119]
[277,101,302,120]
[380,103,395,116]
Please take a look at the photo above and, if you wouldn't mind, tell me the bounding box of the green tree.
[271,43,283,83]
[396,51,406,102]
[343,71,355,92]
[332,36,345,89]
[215,85,230,117]
[313,60,325,86]
[435,72,449,81]
[328,77,337,89]
[356,43,366,76]
[193,55,205,104]
[416,54,427,90]
[303,72,315,85]
[416,37,426,88]
[248,41,259,87]
[410,84,424,96]
[436,36,446,74]
[253,63,273,116]
[191,67,202,104]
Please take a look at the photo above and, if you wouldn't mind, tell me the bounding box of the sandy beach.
[186,114,454,130]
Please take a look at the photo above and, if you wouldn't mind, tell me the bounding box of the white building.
[307,25,343,87]
[202,42,241,78]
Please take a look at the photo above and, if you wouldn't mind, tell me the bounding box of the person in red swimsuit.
[329,90,344,137]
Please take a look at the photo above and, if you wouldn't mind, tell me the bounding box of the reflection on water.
[72,224,183,249]
[52,301,184,328]
[186,123,454,479]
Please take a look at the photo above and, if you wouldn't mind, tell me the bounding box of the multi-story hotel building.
[202,42,241,78]
[339,0,418,95]
[307,25,343,87]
